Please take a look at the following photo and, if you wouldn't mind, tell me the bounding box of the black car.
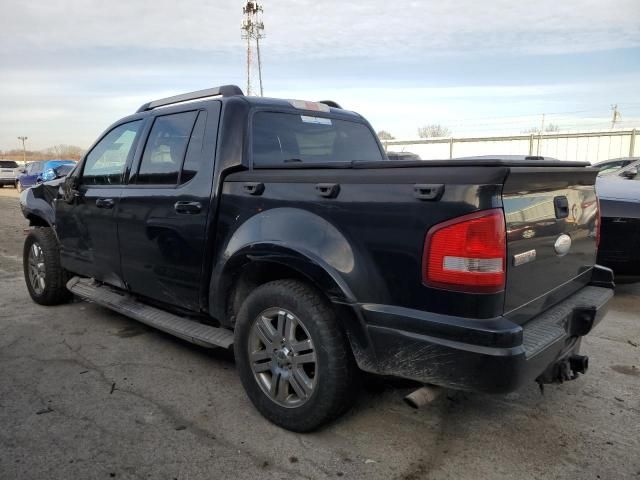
[20,85,613,431]
[593,157,638,176]
[386,151,421,161]
[596,160,640,279]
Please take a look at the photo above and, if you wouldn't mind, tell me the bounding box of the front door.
[117,103,220,311]
[56,119,144,286]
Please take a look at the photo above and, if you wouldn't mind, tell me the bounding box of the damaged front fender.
[20,179,64,228]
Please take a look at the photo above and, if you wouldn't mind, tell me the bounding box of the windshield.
[46,160,76,168]
[0,161,19,169]
[252,111,384,166]
[597,158,638,176]
[617,160,640,178]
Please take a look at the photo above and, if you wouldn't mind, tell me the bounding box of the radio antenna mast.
[241,1,265,96]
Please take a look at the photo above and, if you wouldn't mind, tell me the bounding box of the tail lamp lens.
[423,209,506,293]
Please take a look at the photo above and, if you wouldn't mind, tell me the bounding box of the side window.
[83,120,142,185]
[136,111,198,185]
[32,162,44,174]
[181,111,207,184]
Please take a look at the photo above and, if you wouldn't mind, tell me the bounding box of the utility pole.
[17,136,28,165]
[241,1,265,96]
[610,104,621,129]
[536,114,545,156]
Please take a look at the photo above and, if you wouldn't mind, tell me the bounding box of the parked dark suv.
[20,85,614,431]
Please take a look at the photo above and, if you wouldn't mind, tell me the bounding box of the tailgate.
[502,167,599,322]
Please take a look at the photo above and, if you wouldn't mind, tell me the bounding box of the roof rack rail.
[136,85,244,113]
[317,100,342,109]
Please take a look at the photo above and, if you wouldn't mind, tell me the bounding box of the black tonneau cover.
[254,158,591,169]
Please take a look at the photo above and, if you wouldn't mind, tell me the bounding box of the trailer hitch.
[536,354,589,393]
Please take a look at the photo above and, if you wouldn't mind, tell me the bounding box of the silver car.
[0,160,20,187]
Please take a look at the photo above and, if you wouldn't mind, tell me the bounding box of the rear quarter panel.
[214,167,509,319]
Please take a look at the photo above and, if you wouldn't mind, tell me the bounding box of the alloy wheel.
[248,307,318,408]
[27,242,46,295]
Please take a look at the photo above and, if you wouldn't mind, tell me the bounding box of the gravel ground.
[0,187,639,480]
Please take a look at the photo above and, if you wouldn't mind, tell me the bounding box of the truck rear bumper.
[356,281,613,393]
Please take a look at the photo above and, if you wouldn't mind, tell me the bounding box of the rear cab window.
[0,161,19,169]
[251,111,384,167]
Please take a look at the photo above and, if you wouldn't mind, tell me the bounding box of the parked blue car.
[16,160,76,192]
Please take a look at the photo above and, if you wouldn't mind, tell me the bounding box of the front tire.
[23,228,71,305]
[234,279,359,432]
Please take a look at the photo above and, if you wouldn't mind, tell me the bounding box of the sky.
[1,0,639,150]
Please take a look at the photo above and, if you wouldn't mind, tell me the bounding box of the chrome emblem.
[513,249,537,266]
[554,234,572,256]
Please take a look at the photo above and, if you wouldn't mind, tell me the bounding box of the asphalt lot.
[1,186,639,480]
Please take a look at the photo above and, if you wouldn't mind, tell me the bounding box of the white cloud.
[1,0,639,57]
[1,0,639,149]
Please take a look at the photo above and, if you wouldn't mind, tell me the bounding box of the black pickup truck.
[20,85,614,432]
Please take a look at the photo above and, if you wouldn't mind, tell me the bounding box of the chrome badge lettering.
[513,249,536,266]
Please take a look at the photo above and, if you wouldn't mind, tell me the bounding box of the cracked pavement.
[0,188,639,480]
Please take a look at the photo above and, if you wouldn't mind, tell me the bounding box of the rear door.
[502,167,599,323]
[56,120,144,285]
[117,102,220,311]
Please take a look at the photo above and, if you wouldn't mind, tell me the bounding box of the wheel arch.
[210,243,373,362]
[211,243,356,322]
[25,213,52,228]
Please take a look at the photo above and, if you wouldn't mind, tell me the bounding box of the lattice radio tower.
[241,1,265,96]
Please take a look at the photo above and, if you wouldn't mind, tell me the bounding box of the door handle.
[243,182,265,196]
[554,196,569,219]
[95,198,115,209]
[315,183,340,198]
[174,201,202,214]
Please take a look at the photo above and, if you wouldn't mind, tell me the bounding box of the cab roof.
[135,84,362,121]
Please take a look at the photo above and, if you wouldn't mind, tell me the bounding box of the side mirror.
[42,168,56,182]
[62,174,81,204]
[621,167,638,179]
[17,167,26,174]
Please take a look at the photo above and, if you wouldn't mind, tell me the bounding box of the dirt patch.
[0,196,29,275]
[114,325,150,338]
[610,365,640,377]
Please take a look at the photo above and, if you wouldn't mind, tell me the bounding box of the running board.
[66,277,234,349]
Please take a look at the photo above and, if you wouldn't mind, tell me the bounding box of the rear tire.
[23,228,71,305]
[234,279,359,432]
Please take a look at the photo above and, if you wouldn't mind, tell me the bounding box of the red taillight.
[423,209,506,293]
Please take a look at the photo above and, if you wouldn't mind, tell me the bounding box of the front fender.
[20,181,61,228]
